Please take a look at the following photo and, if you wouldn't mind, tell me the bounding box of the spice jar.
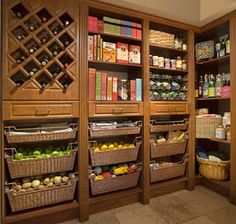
[170,59,176,69]
[176,56,182,69]
[182,60,187,70]
[164,58,170,69]
[215,125,226,140]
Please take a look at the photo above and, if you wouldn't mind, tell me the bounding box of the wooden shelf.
[89,60,142,71]
[209,138,231,144]
[88,31,142,42]
[150,177,188,190]
[149,66,188,74]
[4,200,79,224]
[195,55,230,66]
[89,187,142,204]
[196,97,230,101]
[149,44,188,53]
[197,175,230,198]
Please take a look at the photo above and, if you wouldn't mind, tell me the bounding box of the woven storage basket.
[150,158,188,183]
[89,122,141,137]
[196,116,222,138]
[150,119,188,133]
[6,178,77,212]
[89,137,141,166]
[149,30,174,48]
[150,138,187,158]
[90,169,141,195]
[197,156,230,181]
[5,143,78,178]
[5,124,77,143]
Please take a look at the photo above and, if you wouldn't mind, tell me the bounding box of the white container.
[223,112,231,128]
[153,56,159,66]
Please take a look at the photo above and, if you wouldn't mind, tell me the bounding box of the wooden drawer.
[150,102,189,115]
[89,101,143,117]
[3,101,79,120]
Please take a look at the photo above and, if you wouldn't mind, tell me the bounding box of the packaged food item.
[182,60,187,70]
[158,57,164,68]
[129,45,141,64]
[118,79,129,100]
[223,112,231,127]
[152,56,159,66]
[103,42,116,63]
[170,59,176,69]
[164,58,170,69]
[116,42,128,64]
[176,56,182,69]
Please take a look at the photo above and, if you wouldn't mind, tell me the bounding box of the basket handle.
[4,148,17,158]
[88,140,98,149]
[67,142,78,151]
[133,136,142,144]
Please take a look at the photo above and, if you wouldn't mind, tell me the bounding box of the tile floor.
[60,186,236,224]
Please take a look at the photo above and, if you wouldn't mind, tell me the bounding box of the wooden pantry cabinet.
[1,1,236,224]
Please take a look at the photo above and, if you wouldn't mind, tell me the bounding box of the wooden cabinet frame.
[0,1,236,224]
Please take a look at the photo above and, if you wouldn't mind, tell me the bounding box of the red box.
[116,42,129,64]
[98,20,104,32]
[137,29,142,39]
[112,77,118,101]
[132,28,137,39]
[88,16,98,32]
[88,68,96,101]
[93,35,97,61]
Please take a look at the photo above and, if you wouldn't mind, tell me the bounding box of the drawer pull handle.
[170,107,176,112]
[112,108,124,114]
[35,109,50,116]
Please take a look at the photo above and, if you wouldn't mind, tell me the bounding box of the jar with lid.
[215,125,226,140]
[152,56,159,66]
[226,125,231,140]
[182,60,187,70]
[176,56,182,69]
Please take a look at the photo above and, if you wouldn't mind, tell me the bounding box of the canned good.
[164,58,170,69]
[170,59,176,69]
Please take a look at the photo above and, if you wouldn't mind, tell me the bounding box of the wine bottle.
[16,12,22,18]
[40,80,47,88]
[15,80,24,87]
[208,74,216,98]
[29,67,38,76]
[198,75,204,97]
[41,55,49,66]
[203,74,209,98]
[41,16,47,23]
[215,39,221,58]
[50,45,59,56]
[195,81,199,98]
[215,74,223,97]
[220,40,226,57]
[16,55,26,64]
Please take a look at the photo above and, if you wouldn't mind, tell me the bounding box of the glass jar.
[215,125,226,140]
[182,60,187,70]
[176,56,182,69]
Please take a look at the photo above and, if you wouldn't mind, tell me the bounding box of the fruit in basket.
[101,144,108,150]
[46,182,54,188]
[62,176,69,183]
[69,173,76,179]
[94,147,100,152]
[14,153,24,160]
[108,144,115,150]
[102,172,111,178]
[102,165,109,172]
[117,144,123,149]
[128,144,135,148]
[94,167,102,175]
[53,176,62,185]
[95,175,104,181]
[58,151,65,157]
[114,142,118,147]
[43,178,50,185]
[33,150,41,156]
[45,146,54,154]
[32,180,40,189]
[128,166,136,174]
[114,166,128,175]
[22,182,32,189]
[14,185,22,191]
[51,151,59,156]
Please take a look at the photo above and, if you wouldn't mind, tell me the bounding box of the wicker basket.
[90,169,141,195]
[150,138,187,158]
[89,137,141,166]
[5,143,78,178]
[150,158,188,183]
[150,119,188,133]
[5,124,77,143]
[6,178,77,212]
[196,116,222,138]
[149,30,174,48]
[89,122,141,137]
[197,156,230,181]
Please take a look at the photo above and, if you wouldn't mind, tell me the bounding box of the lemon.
[128,144,135,148]
[101,144,108,150]
[108,144,115,150]
[94,147,100,152]
[113,142,118,147]
[114,147,117,150]
[123,144,129,148]
[117,145,123,149]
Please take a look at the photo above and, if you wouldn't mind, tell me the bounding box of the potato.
[43,178,50,185]
[53,176,62,185]
[62,176,69,183]
[39,185,46,190]
[19,189,27,193]
[14,185,22,191]
[22,182,32,189]
[69,173,75,179]
[50,177,54,182]
[32,180,40,189]
[26,187,33,192]
[46,182,54,188]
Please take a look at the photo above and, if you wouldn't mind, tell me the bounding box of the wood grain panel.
[150,102,189,115]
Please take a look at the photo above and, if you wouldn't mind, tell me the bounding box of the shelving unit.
[194,19,235,201]
[1,1,236,224]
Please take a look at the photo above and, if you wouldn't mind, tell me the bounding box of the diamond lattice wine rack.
[3,0,79,100]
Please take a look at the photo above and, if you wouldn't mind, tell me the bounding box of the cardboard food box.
[103,42,116,63]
